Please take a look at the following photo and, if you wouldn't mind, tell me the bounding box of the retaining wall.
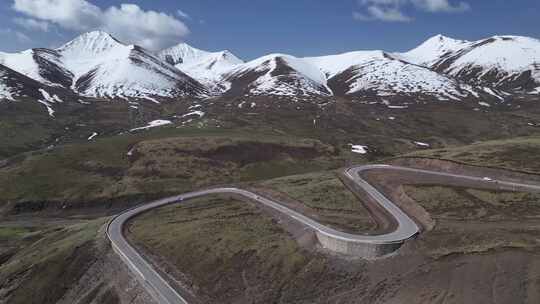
[315,232,404,259]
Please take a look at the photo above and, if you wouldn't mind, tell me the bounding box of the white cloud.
[354,5,412,22]
[355,0,412,22]
[412,0,470,12]
[177,9,191,20]
[13,17,50,32]
[11,0,190,50]
[355,0,470,22]
[102,4,189,50]
[13,0,101,30]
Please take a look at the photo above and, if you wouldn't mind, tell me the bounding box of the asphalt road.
[106,164,540,304]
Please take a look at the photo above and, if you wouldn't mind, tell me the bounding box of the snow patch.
[0,73,14,100]
[130,120,172,131]
[350,144,368,154]
[88,132,98,140]
[483,87,504,101]
[181,111,205,118]
[478,101,491,107]
[413,141,430,148]
[39,89,57,103]
[141,96,160,104]
[37,100,55,117]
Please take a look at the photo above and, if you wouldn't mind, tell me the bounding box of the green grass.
[403,185,540,257]
[0,218,107,304]
[405,136,540,174]
[0,101,60,158]
[127,195,366,303]
[259,171,377,233]
[418,224,540,258]
[404,185,540,220]
[128,195,312,301]
[0,131,348,214]
[0,227,31,240]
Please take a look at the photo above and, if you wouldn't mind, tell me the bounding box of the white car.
[482,177,495,182]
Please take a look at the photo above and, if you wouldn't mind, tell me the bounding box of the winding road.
[106,164,540,304]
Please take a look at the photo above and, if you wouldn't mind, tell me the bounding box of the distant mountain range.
[1,31,539,116]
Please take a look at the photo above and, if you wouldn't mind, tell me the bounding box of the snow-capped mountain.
[59,31,208,99]
[305,51,480,101]
[1,31,208,100]
[222,54,332,97]
[158,43,243,92]
[1,31,539,106]
[403,35,540,92]
[219,51,478,101]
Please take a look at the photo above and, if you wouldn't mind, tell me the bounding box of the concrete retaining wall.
[315,232,404,259]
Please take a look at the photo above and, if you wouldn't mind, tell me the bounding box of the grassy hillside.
[0,218,106,304]
[405,136,540,174]
[257,171,377,233]
[127,188,540,304]
[2,101,540,303]
[404,185,540,221]
[127,195,367,303]
[0,129,352,216]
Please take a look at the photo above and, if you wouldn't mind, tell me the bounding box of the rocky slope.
[0,63,76,116]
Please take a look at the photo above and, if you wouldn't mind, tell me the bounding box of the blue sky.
[0,0,539,59]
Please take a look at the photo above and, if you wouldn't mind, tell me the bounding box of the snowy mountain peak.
[57,31,124,59]
[432,34,459,42]
[424,34,469,47]
[216,50,241,62]
[222,53,332,97]
[237,53,327,86]
[158,43,243,67]
[401,34,470,65]
[158,43,210,66]
[156,43,243,93]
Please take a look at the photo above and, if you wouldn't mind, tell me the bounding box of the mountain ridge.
[1,31,539,110]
